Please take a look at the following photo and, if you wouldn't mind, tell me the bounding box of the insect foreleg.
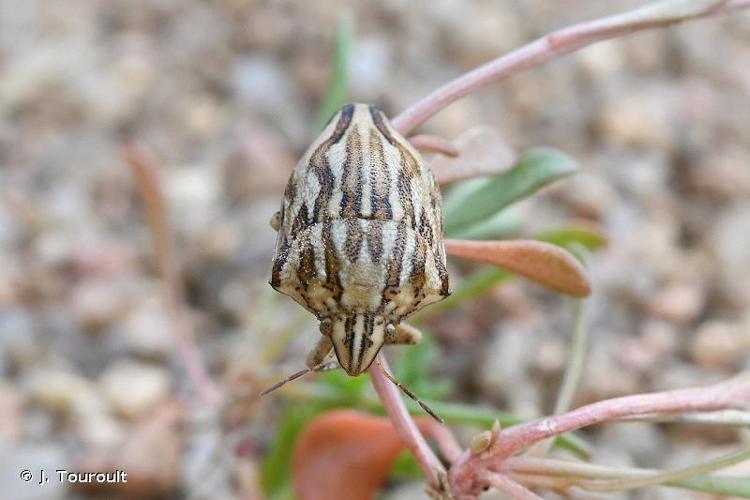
[385,323,423,345]
[305,335,336,370]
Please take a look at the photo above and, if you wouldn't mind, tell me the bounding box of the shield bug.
[262,103,450,419]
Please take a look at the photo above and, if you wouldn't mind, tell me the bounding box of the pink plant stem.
[480,472,544,500]
[450,376,750,496]
[416,418,463,464]
[123,144,222,409]
[391,0,750,136]
[369,353,445,487]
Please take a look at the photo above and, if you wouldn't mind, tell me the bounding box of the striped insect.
[262,103,450,420]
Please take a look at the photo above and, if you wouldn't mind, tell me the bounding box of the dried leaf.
[445,239,591,297]
[292,410,406,500]
[429,125,516,186]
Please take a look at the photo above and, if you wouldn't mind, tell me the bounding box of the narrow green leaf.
[443,147,577,236]
[444,205,521,240]
[392,333,452,400]
[535,226,608,252]
[316,11,354,128]
[673,475,750,498]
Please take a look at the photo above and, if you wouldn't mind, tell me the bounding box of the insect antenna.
[376,359,444,423]
[259,367,311,396]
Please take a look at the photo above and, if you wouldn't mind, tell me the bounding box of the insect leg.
[260,336,338,396]
[385,323,423,345]
[305,335,335,369]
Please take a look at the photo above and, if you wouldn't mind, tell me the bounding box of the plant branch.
[449,375,750,496]
[369,353,445,489]
[615,409,750,427]
[391,0,750,136]
[481,472,544,500]
[123,143,222,409]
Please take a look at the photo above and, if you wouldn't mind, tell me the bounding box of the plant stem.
[449,375,750,496]
[391,0,750,136]
[481,472,544,500]
[553,299,589,415]
[527,298,589,457]
[369,353,445,488]
[123,144,222,409]
[615,409,750,427]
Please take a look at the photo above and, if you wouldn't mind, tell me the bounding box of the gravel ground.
[1,1,749,499]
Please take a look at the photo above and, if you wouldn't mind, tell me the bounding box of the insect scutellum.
[262,103,450,419]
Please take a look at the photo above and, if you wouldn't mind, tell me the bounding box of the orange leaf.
[293,410,407,500]
[445,239,591,297]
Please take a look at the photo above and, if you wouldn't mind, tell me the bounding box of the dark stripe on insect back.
[310,104,355,221]
[384,222,407,288]
[369,106,395,144]
[270,243,290,288]
[407,241,428,315]
[357,316,374,369]
[339,126,363,218]
[369,106,421,228]
[366,222,384,263]
[290,202,309,235]
[322,223,343,300]
[344,219,363,262]
[367,128,393,220]
[345,316,356,367]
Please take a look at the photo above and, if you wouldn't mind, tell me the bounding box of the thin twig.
[369,353,445,488]
[391,0,750,136]
[123,143,222,409]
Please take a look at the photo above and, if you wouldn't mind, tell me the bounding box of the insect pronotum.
[262,103,450,421]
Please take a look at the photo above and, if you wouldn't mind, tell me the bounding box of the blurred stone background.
[1,1,749,498]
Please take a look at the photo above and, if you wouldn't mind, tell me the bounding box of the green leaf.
[411,268,512,321]
[443,147,577,237]
[316,10,354,128]
[392,333,452,400]
[389,450,423,479]
[535,226,608,252]
[674,475,750,498]
[320,369,370,400]
[444,205,521,240]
